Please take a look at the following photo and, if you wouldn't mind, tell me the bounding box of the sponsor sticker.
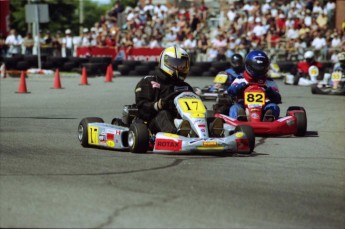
[235,132,244,138]
[202,141,217,147]
[106,140,115,147]
[107,133,115,140]
[155,139,182,151]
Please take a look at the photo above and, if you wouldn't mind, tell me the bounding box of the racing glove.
[266,87,282,104]
[227,82,247,96]
[154,98,166,111]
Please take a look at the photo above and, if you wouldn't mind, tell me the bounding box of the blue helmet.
[244,50,270,81]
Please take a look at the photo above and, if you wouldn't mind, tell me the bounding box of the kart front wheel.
[78,117,104,147]
[128,123,149,153]
[235,125,255,154]
[294,112,307,136]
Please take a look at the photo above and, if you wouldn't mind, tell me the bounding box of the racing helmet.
[304,50,315,64]
[230,53,244,72]
[244,50,270,82]
[337,52,345,67]
[159,45,190,81]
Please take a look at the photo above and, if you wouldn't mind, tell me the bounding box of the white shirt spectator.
[252,23,266,38]
[182,36,197,50]
[304,14,312,27]
[311,36,326,50]
[261,1,271,14]
[331,36,342,48]
[153,4,168,19]
[243,3,254,12]
[5,30,23,55]
[163,30,177,47]
[227,7,237,22]
[285,26,299,40]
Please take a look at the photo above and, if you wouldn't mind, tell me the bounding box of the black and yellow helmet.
[159,45,190,81]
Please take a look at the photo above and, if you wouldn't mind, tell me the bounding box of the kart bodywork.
[193,72,229,100]
[78,92,255,154]
[215,85,307,136]
[311,71,345,95]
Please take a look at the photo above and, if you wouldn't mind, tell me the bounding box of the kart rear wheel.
[128,123,149,153]
[78,117,104,147]
[286,106,306,116]
[294,112,307,136]
[235,125,255,154]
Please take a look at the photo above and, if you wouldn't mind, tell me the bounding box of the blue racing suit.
[227,71,281,120]
[209,67,244,92]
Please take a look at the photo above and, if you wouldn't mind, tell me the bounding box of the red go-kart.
[215,84,307,136]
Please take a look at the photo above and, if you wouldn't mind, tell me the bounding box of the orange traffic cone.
[104,64,113,82]
[1,63,6,78]
[80,67,89,85]
[16,71,30,93]
[51,68,63,89]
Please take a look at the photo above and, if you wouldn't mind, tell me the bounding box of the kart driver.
[135,45,223,137]
[293,50,324,85]
[207,53,245,93]
[328,52,345,88]
[227,50,282,121]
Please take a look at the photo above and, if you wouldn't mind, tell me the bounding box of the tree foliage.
[9,0,117,36]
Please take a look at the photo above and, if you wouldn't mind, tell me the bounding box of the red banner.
[76,47,164,61]
[0,0,10,36]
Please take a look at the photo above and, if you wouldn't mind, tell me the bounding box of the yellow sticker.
[178,98,206,113]
[88,126,99,145]
[244,92,265,105]
[106,140,115,147]
[214,74,228,84]
[203,141,217,147]
[163,133,179,138]
[331,72,342,81]
[235,132,244,138]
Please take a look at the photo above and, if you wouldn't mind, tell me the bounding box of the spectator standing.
[5,29,23,57]
[0,33,7,57]
[62,29,74,57]
[211,34,227,61]
[196,33,209,62]
[23,32,34,55]
[52,31,62,57]
[182,33,197,62]
[311,30,326,60]
[163,29,177,47]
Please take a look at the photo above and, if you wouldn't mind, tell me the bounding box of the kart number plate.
[214,74,228,84]
[308,66,319,77]
[244,92,265,105]
[331,72,342,81]
[88,126,99,145]
[178,98,206,113]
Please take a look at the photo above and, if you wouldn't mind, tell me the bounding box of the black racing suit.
[135,69,194,134]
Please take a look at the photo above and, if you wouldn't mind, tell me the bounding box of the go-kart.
[268,63,291,79]
[193,71,229,100]
[214,84,307,136]
[311,71,345,95]
[285,65,319,86]
[78,91,255,154]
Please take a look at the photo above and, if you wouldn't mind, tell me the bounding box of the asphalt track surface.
[0,74,344,228]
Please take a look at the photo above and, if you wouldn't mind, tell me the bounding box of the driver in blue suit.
[227,50,282,121]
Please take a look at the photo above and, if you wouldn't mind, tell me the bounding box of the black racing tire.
[128,123,149,153]
[286,106,306,116]
[235,125,255,154]
[118,64,130,76]
[111,117,126,127]
[135,65,150,75]
[294,112,307,136]
[311,84,318,94]
[78,117,104,147]
[16,61,30,70]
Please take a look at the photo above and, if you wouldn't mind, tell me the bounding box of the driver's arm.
[135,78,158,121]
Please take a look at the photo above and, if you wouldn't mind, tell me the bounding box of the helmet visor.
[164,55,189,75]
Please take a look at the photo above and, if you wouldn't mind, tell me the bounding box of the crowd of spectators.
[1,0,344,63]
